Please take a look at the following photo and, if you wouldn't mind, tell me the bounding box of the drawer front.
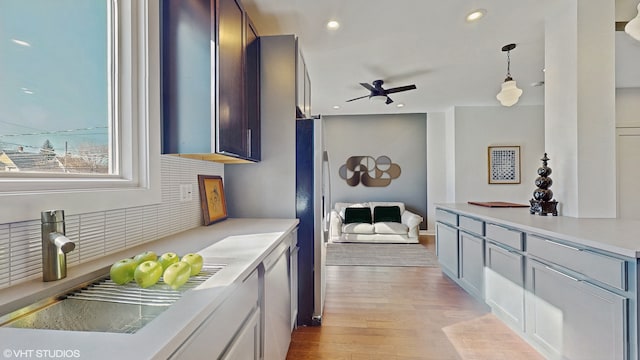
[458,215,484,236]
[436,209,457,227]
[486,224,523,251]
[486,242,524,286]
[527,235,627,291]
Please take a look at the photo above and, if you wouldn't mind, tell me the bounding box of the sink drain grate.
[65,265,226,307]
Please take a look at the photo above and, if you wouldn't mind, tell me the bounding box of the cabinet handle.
[544,239,582,252]
[247,129,252,157]
[544,265,581,282]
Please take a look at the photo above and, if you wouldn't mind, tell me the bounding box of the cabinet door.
[170,271,259,359]
[436,222,458,278]
[485,242,524,331]
[222,308,261,360]
[458,231,484,299]
[161,0,212,154]
[245,17,260,161]
[526,260,627,360]
[264,245,292,360]
[216,0,246,157]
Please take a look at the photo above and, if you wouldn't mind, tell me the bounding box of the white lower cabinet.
[171,270,260,360]
[436,222,458,277]
[222,308,261,360]
[458,231,484,299]
[526,260,627,360]
[263,241,292,360]
[485,242,524,331]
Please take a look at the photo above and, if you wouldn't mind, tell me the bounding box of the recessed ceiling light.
[21,87,34,95]
[396,103,405,108]
[332,105,340,109]
[11,38,31,47]
[326,20,340,30]
[466,9,486,22]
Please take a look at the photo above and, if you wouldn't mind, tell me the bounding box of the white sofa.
[329,202,423,243]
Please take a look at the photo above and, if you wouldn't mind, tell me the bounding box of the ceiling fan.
[346,79,417,105]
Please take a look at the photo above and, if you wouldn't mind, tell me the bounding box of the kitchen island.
[435,203,640,360]
[0,218,298,359]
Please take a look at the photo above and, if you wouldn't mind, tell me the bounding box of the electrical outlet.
[179,184,193,202]
[184,184,193,201]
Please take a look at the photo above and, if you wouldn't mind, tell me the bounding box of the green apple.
[181,253,204,276]
[133,251,157,265]
[109,258,137,285]
[163,261,191,289]
[158,252,179,271]
[134,260,163,288]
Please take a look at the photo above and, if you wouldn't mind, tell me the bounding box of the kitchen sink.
[0,265,226,334]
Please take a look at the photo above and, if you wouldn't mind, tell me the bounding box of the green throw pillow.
[344,207,372,224]
[373,206,402,223]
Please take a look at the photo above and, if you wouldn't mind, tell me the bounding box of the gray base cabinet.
[458,231,484,299]
[436,222,458,277]
[485,242,525,331]
[526,260,627,360]
[435,205,637,360]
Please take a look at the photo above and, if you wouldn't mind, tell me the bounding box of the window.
[0,0,160,223]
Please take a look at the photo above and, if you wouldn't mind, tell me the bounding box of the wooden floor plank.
[286,238,542,360]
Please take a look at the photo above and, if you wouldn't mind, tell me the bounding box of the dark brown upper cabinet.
[161,0,260,163]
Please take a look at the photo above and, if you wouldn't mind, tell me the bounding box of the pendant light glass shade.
[625,4,640,41]
[496,43,523,107]
[496,78,523,107]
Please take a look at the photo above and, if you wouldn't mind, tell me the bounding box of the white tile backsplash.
[0,155,224,289]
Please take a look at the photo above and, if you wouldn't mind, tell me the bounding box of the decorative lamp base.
[529,199,558,216]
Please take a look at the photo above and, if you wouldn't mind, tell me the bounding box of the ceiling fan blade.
[359,82,376,92]
[385,96,394,105]
[346,94,370,102]
[384,84,417,94]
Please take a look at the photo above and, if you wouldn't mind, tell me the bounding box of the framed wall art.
[198,175,228,225]
[488,145,521,184]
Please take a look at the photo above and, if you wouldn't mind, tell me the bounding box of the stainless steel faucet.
[41,210,76,282]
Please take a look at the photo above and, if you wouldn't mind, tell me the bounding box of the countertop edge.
[436,203,640,259]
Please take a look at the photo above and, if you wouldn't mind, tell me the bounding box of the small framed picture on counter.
[488,145,520,184]
[198,175,228,225]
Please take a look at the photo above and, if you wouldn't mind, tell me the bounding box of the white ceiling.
[242,0,640,116]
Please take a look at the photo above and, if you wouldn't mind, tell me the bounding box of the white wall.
[426,112,447,230]
[452,105,545,204]
[616,88,640,126]
[324,113,428,228]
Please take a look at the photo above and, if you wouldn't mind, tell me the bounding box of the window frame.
[0,0,161,224]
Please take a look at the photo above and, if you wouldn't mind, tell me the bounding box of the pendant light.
[496,43,523,107]
[625,3,640,41]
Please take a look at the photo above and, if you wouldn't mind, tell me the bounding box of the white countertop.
[0,218,298,359]
[437,203,640,259]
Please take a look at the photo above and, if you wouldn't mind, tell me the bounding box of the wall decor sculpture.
[338,155,401,187]
[488,145,521,184]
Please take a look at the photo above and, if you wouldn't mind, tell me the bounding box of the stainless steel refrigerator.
[295,117,329,326]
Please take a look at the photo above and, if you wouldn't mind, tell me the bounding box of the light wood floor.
[286,237,543,360]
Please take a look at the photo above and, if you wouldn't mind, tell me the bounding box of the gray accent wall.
[324,113,428,229]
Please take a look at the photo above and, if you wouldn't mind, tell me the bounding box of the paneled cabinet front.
[161,0,260,163]
[526,259,627,360]
[436,222,458,278]
[458,231,484,299]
